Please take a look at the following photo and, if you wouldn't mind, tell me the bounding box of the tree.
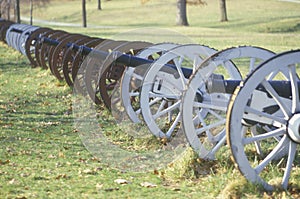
[15,0,20,23]
[176,0,188,26]
[6,0,10,21]
[30,0,33,24]
[29,0,49,25]
[219,0,228,22]
[82,0,87,27]
[143,0,205,26]
[0,0,49,23]
[98,0,101,10]
[0,0,11,20]
[177,0,207,26]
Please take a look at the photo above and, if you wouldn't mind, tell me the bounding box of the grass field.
[1,0,300,198]
[20,0,300,51]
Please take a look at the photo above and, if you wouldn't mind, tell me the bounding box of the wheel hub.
[287,113,300,143]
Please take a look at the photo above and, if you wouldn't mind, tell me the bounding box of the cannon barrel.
[207,77,298,99]
[10,28,24,34]
[40,36,194,78]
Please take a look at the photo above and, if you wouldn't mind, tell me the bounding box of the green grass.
[1,0,300,197]
[0,44,180,198]
[19,0,300,51]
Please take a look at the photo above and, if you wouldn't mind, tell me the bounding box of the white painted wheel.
[227,50,300,190]
[90,41,151,108]
[139,44,217,138]
[181,46,275,159]
[119,43,179,123]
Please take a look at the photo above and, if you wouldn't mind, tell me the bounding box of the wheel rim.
[139,44,217,138]
[25,27,52,67]
[72,38,105,95]
[227,50,300,190]
[34,29,56,68]
[117,43,179,123]
[50,34,85,81]
[39,30,67,69]
[61,36,94,87]
[181,46,275,159]
[83,40,127,105]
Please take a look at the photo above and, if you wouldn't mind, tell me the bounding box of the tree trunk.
[176,0,189,26]
[82,0,87,27]
[98,0,101,10]
[6,0,10,21]
[15,0,20,23]
[219,0,228,22]
[30,0,33,25]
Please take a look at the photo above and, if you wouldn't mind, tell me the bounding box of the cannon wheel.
[25,27,52,67]
[39,30,67,69]
[95,41,152,109]
[83,40,128,105]
[34,29,56,68]
[71,38,105,95]
[181,46,275,160]
[78,39,126,104]
[226,49,300,191]
[19,26,39,56]
[139,44,217,138]
[5,24,34,54]
[61,36,96,87]
[119,43,179,123]
[50,34,87,81]
[46,32,70,74]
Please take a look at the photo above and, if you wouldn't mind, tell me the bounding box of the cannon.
[181,47,300,190]
[5,23,40,56]
[41,37,278,144]
[225,50,300,190]
[27,33,300,191]
[2,21,300,191]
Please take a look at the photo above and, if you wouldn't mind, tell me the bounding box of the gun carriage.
[1,20,299,191]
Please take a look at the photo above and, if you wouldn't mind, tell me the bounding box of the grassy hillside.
[19,0,300,51]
